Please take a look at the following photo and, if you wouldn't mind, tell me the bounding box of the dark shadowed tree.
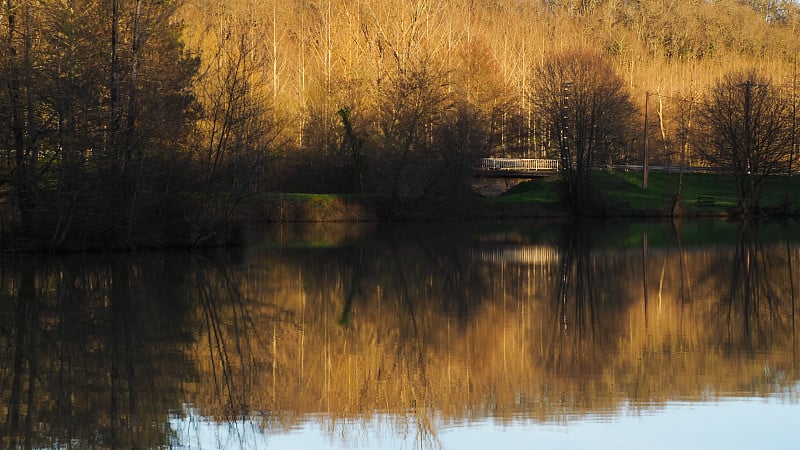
[1,0,199,249]
[189,4,285,245]
[696,69,792,216]
[1,0,39,235]
[367,58,452,197]
[529,49,636,213]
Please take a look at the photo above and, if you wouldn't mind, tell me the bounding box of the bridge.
[475,158,725,177]
[475,158,560,178]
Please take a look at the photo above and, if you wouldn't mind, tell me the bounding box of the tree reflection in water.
[710,222,800,374]
[0,254,198,449]
[1,221,799,449]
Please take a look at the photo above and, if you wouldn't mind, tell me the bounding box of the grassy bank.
[241,171,800,222]
[3,172,798,252]
[236,193,380,222]
[488,171,800,218]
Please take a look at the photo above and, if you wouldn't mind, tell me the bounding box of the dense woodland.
[2,0,800,248]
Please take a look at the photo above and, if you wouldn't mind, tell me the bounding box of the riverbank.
[239,171,800,222]
[3,171,799,252]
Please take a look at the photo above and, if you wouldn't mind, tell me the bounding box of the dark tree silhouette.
[529,49,636,213]
[696,69,792,216]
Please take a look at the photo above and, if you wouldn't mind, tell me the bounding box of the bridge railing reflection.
[472,245,560,266]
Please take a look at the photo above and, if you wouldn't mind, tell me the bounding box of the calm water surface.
[1,220,799,449]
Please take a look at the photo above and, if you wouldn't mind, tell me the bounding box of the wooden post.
[643,92,649,190]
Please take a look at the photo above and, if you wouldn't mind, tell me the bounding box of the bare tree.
[369,59,452,197]
[190,3,284,244]
[696,69,792,216]
[2,0,39,234]
[529,49,636,213]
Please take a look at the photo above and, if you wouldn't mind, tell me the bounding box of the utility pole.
[560,81,573,202]
[738,78,767,170]
[561,82,572,165]
[792,52,797,177]
[738,76,766,214]
[742,79,753,172]
[643,92,650,190]
[786,52,797,214]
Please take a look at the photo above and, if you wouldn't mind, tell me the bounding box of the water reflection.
[0,254,198,448]
[1,220,799,449]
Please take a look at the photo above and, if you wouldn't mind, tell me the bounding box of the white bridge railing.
[480,158,560,171]
[472,245,561,266]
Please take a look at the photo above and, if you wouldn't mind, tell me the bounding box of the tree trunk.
[6,0,38,234]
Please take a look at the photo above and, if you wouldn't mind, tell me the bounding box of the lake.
[1,219,798,449]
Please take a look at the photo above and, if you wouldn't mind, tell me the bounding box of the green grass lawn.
[489,171,800,216]
[488,177,561,205]
[599,171,741,211]
[240,172,800,222]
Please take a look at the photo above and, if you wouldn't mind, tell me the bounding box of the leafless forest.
[2,0,800,247]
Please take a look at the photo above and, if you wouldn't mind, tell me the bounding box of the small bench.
[695,196,717,206]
